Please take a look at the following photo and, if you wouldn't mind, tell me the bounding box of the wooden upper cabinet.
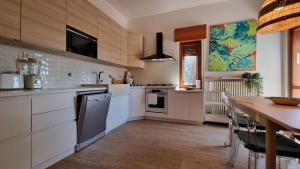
[21,0,67,51]
[127,31,144,68]
[97,11,111,63]
[67,0,98,37]
[98,14,127,66]
[0,0,21,40]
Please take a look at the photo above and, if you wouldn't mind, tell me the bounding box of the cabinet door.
[0,136,31,169]
[130,88,145,118]
[0,96,31,141]
[21,0,66,51]
[67,0,98,37]
[106,95,130,132]
[0,0,20,40]
[32,122,77,167]
[167,89,176,119]
[127,31,144,68]
[98,11,111,61]
[190,93,204,122]
[175,93,190,120]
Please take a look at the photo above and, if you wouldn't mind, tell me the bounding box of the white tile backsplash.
[0,44,126,88]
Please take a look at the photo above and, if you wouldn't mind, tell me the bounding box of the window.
[291,28,300,98]
[179,41,202,86]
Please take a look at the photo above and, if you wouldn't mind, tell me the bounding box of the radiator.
[204,79,257,123]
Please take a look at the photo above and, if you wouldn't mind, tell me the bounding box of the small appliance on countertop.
[17,57,43,89]
[24,75,42,89]
[0,73,24,90]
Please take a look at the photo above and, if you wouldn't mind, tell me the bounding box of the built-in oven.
[145,88,168,113]
[66,25,97,58]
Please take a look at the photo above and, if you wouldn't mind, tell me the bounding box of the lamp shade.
[257,0,300,34]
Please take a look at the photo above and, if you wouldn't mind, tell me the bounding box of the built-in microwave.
[66,25,97,58]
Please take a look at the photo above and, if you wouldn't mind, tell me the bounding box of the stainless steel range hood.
[142,32,176,61]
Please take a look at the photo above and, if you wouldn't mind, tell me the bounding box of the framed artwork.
[208,20,257,71]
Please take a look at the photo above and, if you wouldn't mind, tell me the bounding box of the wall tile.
[0,44,126,88]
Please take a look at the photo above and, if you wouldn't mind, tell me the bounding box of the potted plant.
[242,73,263,96]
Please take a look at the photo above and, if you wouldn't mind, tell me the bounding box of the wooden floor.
[48,120,248,169]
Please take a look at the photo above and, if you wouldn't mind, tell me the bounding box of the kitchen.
[0,0,299,169]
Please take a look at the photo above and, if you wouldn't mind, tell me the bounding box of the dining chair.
[221,92,265,147]
[230,100,300,169]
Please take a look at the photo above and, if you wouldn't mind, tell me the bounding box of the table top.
[232,96,300,132]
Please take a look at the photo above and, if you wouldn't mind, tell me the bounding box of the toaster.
[0,74,24,90]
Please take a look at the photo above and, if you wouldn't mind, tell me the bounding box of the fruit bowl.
[266,97,300,106]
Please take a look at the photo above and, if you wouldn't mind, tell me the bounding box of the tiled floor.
[48,120,250,169]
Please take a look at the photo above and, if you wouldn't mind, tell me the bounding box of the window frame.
[179,41,202,87]
[290,27,300,97]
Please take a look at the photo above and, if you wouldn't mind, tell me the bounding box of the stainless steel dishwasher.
[76,90,112,151]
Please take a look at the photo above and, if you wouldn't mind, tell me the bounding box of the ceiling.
[105,0,231,20]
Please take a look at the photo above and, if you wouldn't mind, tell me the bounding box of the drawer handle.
[94,98,104,101]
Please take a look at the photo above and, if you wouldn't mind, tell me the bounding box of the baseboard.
[127,116,146,121]
[105,120,128,134]
[145,116,203,125]
[33,147,75,169]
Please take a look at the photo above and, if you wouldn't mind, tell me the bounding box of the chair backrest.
[221,92,231,107]
[221,92,241,127]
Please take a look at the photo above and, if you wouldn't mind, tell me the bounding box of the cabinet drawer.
[32,92,76,115]
[32,122,77,167]
[0,96,31,141]
[32,108,76,132]
[0,136,31,169]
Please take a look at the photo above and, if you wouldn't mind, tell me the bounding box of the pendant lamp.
[257,0,300,34]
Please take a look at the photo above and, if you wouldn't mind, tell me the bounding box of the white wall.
[127,0,282,96]
[256,33,282,96]
[88,0,128,28]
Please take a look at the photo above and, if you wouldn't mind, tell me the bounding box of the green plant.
[242,73,263,96]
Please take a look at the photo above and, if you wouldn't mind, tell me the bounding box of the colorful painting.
[208,20,257,71]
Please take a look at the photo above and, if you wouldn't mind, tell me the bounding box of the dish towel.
[148,93,158,105]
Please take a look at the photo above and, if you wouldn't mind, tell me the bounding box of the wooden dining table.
[232,96,300,169]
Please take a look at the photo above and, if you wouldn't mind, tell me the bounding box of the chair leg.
[224,121,233,147]
[248,151,252,169]
[254,152,257,169]
[227,133,237,166]
[228,134,240,167]
[231,137,241,165]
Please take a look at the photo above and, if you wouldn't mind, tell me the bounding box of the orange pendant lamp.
[257,0,300,34]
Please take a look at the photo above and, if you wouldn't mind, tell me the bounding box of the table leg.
[266,120,277,169]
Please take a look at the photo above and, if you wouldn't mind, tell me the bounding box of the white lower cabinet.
[0,96,31,169]
[0,96,31,141]
[175,93,190,120]
[174,92,204,123]
[106,85,130,133]
[190,93,204,122]
[106,95,130,132]
[32,122,77,168]
[129,88,145,119]
[31,92,77,169]
[0,136,31,169]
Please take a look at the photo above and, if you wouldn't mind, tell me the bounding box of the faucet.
[93,71,104,84]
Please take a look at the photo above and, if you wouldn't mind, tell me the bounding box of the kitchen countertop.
[0,86,107,98]
[175,88,204,93]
